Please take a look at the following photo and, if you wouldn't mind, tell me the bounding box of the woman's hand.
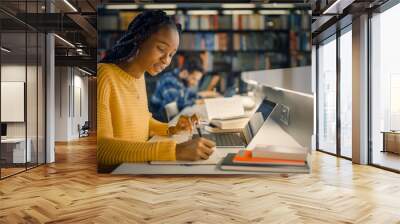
[168,114,200,135]
[168,115,192,134]
[176,137,216,161]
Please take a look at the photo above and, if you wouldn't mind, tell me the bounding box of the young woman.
[97,10,215,166]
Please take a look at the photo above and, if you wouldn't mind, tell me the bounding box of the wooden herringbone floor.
[1,135,400,224]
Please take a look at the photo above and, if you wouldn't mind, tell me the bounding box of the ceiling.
[0,0,97,73]
[311,0,390,44]
[103,0,310,3]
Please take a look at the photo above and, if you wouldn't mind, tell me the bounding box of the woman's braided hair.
[101,10,181,63]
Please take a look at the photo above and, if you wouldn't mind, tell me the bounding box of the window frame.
[368,0,400,173]
[315,23,353,161]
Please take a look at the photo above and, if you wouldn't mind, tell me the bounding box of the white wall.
[55,66,69,141]
[1,82,25,122]
[1,65,37,137]
[76,72,89,138]
[54,67,89,141]
[1,65,26,81]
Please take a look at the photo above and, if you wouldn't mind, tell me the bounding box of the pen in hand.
[196,126,202,138]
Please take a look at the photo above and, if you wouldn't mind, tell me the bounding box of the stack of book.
[219,145,310,173]
[232,14,265,30]
[232,33,289,51]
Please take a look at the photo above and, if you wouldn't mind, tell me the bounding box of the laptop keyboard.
[199,133,245,147]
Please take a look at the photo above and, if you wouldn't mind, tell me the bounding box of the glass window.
[0,0,46,179]
[339,27,352,158]
[318,35,337,154]
[371,3,400,171]
[1,28,28,178]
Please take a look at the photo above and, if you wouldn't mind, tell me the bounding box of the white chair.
[164,101,179,121]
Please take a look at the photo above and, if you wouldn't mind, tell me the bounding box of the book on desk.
[218,146,310,173]
[150,144,310,174]
[209,117,249,130]
[219,152,310,173]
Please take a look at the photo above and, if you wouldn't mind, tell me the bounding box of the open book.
[209,117,249,130]
[205,97,246,120]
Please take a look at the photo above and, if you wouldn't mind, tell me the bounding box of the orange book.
[213,15,218,30]
[233,150,305,166]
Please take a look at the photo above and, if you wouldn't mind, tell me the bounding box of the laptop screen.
[242,99,276,144]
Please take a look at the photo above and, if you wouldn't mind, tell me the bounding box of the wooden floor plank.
[0,135,400,223]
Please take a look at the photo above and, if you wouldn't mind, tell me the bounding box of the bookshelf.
[98,7,311,93]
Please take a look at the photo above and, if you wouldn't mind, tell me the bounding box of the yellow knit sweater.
[97,63,176,165]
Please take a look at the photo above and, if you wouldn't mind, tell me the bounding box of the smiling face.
[136,25,180,76]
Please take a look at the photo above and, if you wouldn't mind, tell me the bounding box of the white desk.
[1,138,31,163]
[112,104,309,175]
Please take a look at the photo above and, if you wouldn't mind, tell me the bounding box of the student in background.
[97,10,215,167]
[150,55,220,121]
[181,51,222,95]
[150,56,205,121]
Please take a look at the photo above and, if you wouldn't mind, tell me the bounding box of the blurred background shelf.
[98,4,311,94]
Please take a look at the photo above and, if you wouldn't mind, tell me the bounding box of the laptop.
[195,99,277,148]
